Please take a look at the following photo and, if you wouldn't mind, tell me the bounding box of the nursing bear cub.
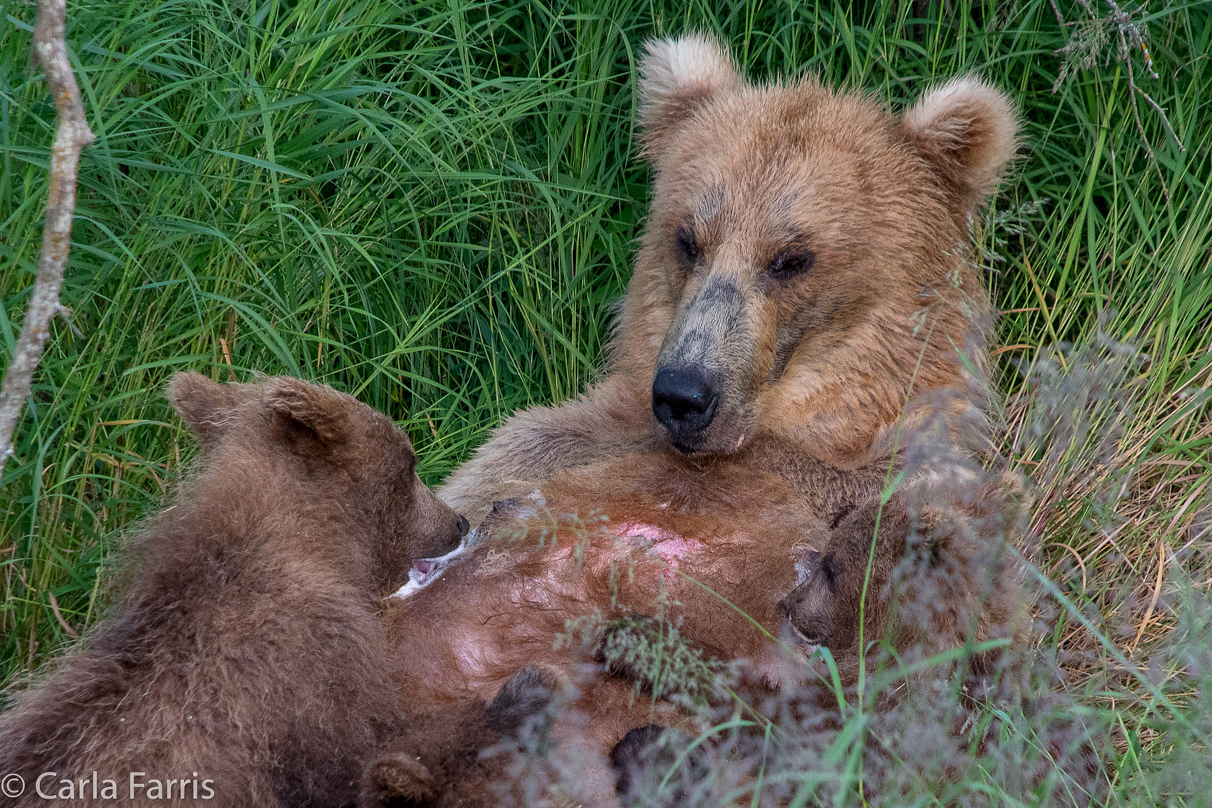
[779,479,1029,689]
[0,374,471,807]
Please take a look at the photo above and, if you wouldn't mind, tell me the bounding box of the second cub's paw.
[486,665,559,739]
[610,724,709,807]
[359,752,436,806]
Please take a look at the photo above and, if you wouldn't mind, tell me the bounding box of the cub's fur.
[778,485,1026,687]
[0,373,467,807]
[360,667,559,808]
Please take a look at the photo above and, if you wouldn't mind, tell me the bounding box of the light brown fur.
[0,373,467,807]
[439,34,1019,523]
[384,447,916,800]
[387,452,837,785]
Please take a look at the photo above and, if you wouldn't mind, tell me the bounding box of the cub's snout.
[408,478,470,561]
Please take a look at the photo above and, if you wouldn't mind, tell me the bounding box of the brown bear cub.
[778,486,1025,689]
[0,372,468,807]
[778,489,1109,799]
[777,499,909,675]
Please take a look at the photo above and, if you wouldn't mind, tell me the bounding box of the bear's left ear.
[264,377,350,458]
[900,76,1019,217]
[638,33,743,157]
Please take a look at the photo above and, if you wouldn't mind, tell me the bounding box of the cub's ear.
[794,549,822,586]
[167,372,236,448]
[638,33,742,157]
[263,377,350,457]
[900,76,1019,217]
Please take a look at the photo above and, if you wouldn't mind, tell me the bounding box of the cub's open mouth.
[392,543,468,599]
[787,622,825,655]
[391,489,549,600]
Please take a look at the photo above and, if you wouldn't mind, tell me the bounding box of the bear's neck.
[766,301,989,467]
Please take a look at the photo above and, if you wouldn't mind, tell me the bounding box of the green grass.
[1,0,1210,802]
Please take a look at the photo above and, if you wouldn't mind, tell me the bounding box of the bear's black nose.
[652,367,719,442]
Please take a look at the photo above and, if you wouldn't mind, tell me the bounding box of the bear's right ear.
[638,33,742,157]
[167,372,236,448]
[264,377,350,458]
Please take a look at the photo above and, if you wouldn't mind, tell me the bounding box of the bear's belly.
[389,512,802,708]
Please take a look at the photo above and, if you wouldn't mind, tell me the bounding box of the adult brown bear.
[438,33,1018,525]
[384,32,1020,804]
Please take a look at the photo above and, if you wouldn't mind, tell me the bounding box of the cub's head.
[779,544,868,659]
[778,503,907,659]
[620,34,1018,460]
[167,372,468,581]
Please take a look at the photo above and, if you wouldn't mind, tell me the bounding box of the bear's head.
[616,35,1018,463]
[167,372,468,583]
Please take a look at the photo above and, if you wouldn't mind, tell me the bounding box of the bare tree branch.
[0,0,94,468]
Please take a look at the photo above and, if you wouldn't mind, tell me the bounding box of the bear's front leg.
[439,378,656,524]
